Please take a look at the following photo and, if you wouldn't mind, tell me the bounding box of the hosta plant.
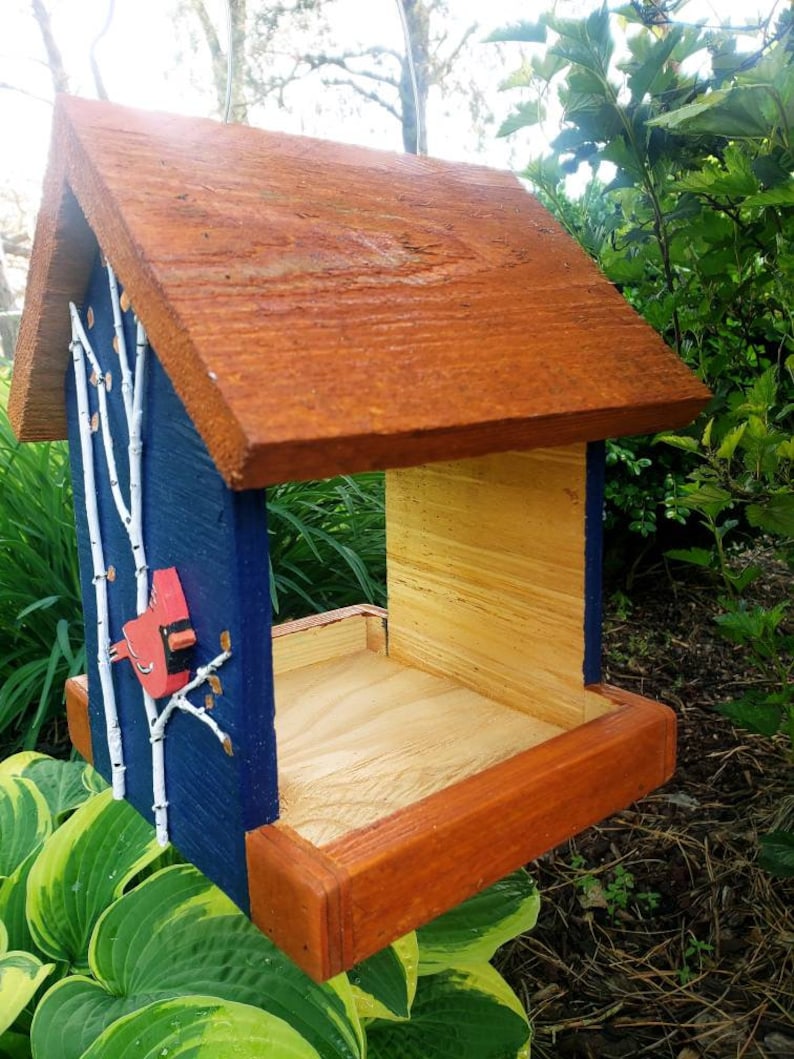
[0,752,538,1058]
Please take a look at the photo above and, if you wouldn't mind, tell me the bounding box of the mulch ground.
[499,547,794,1059]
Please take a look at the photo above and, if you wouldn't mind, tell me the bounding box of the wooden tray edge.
[246,685,676,979]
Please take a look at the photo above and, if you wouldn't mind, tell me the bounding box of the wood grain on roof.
[10,96,709,487]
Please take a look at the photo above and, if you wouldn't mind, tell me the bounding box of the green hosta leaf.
[367,964,529,1059]
[0,775,52,880]
[0,755,92,823]
[0,951,54,1036]
[758,831,794,878]
[0,753,48,779]
[0,1028,32,1058]
[80,767,107,796]
[349,934,418,1022]
[30,976,134,1059]
[0,850,40,955]
[31,864,364,1059]
[417,871,540,975]
[78,995,321,1058]
[746,493,794,539]
[26,789,161,971]
[716,694,783,738]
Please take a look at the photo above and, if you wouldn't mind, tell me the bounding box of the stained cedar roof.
[10,95,708,488]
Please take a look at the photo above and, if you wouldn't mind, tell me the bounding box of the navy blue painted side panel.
[583,440,605,685]
[66,254,277,911]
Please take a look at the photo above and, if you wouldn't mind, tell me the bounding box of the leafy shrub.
[0,752,537,1058]
[657,363,794,589]
[0,368,84,750]
[492,5,794,544]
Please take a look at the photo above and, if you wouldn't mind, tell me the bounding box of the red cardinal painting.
[110,568,197,698]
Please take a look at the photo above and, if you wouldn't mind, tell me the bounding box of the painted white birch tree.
[69,263,232,845]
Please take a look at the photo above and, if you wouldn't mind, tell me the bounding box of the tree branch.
[2,237,30,260]
[0,80,51,104]
[434,22,478,83]
[30,0,69,93]
[302,51,401,89]
[322,77,401,121]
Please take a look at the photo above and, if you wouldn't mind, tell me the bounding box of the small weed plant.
[570,855,660,921]
[678,934,714,986]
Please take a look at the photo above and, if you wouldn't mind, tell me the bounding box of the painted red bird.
[110,568,196,698]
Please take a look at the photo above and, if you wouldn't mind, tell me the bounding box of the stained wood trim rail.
[65,672,676,982]
[246,686,675,979]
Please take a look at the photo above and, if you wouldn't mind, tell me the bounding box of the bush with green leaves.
[0,752,537,1059]
[491,3,794,543]
[657,362,794,588]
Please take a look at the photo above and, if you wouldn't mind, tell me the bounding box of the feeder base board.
[65,605,676,982]
[273,611,571,847]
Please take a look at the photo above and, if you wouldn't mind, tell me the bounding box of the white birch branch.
[150,649,232,743]
[106,264,134,424]
[69,306,132,529]
[75,275,232,849]
[69,310,126,799]
[130,320,148,615]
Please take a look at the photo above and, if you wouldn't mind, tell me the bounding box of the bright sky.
[0,0,784,216]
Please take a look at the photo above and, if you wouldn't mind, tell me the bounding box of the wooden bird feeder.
[10,97,709,982]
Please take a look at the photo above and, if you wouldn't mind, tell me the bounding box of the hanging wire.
[223,0,234,122]
[394,0,423,154]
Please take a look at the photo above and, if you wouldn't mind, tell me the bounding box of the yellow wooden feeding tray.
[9,96,709,981]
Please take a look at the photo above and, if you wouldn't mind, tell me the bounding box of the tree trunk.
[30,0,69,93]
[190,0,249,122]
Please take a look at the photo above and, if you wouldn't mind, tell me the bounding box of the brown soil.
[498,550,794,1059]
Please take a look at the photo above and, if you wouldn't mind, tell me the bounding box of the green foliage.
[78,996,324,1059]
[494,5,794,543]
[569,854,659,921]
[656,364,794,590]
[758,829,794,877]
[678,934,714,986]
[0,368,84,751]
[268,474,385,619]
[0,754,534,1058]
[713,600,794,752]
